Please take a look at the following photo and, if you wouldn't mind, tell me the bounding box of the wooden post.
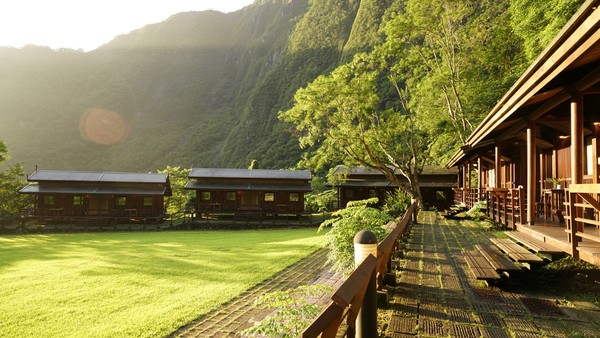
[462,165,467,205]
[477,157,483,202]
[467,162,472,207]
[527,123,537,225]
[495,144,501,188]
[354,230,378,338]
[571,92,584,185]
[571,92,584,251]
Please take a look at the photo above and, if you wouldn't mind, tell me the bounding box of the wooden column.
[593,122,600,184]
[494,144,501,188]
[571,92,584,185]
[461,165,466,204]
[527,122,536,225]
[477,157,483,201]
[467,162,472,206]
[571,92,584,249]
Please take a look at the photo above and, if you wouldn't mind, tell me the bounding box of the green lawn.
[0,229,325,337]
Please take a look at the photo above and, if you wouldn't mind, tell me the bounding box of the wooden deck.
[517,219,600,266]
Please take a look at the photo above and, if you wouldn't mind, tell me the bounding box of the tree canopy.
[0,141,30,219]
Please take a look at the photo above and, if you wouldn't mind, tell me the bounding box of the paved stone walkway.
[171,247,341,337]
[383,211,600,337]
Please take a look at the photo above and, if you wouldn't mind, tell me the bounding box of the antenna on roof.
[35,164,38,171]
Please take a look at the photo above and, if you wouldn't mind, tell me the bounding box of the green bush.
[319,198,393,275]
[241,284,333,337]
[305,189,338,213]
[382,188,410,217]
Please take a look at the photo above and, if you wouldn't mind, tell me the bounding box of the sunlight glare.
[79,108,130,145]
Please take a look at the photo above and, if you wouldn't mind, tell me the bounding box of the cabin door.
[89,196,110,215]
[239,192,260,211]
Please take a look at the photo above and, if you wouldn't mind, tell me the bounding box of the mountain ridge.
[0,0,387,173]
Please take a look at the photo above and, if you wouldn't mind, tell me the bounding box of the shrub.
[241,284,334,337]
[305,189,338,213]
[382,188,410,217]
[319,198,393,275]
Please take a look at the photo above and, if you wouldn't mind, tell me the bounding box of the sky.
[0,0,255,51]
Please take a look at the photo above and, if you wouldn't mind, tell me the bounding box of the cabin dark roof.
[333,165,455,176]
[19,185,167,196]
[21,169,172,196]
[330,165,456,188]
[189,168,311,180]
[28,170,168,184]
[184,181,312,192]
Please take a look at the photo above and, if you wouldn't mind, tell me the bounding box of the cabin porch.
[517,220,600,266]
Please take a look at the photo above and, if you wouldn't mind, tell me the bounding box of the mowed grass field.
[0,228,326,337]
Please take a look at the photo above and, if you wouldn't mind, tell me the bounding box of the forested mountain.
[0,0,584,174]
[0,0,386,173]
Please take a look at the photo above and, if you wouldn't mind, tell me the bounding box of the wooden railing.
[564,185,600,256]
[453,188,463,205]
[487,187,525,229]
[302,203,416,337]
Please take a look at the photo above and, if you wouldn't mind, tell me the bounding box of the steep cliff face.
[0,0,387,172]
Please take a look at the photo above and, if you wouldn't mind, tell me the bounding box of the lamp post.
[354,230,378,338]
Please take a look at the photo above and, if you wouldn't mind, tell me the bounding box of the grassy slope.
[0,229,325,337]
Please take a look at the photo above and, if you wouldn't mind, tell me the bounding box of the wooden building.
[19,170,172,224]
[447,0,600,266]
[185,168,312,216]
[332,166,456,211]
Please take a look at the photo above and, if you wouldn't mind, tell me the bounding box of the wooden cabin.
[332,166,456,211]
[19,170,172,224]
[185,168,312,216]
[447,0,600,266]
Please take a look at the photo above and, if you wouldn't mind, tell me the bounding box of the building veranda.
[447,1,600,266]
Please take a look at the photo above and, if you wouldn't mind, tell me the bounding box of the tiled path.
[171,247,342,337]
[384,211,600,337]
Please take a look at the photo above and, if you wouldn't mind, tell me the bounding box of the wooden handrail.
[302,203,416,337]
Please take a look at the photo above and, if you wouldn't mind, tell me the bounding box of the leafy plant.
[382,188,411,217]
[305,189,338,213]
[156,166,192,218]
[319,198,393,275]
[0,141,31,220]
[545,177,566,186]
[241,284,333,337]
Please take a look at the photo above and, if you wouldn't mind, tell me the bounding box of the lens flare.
[79,108,130,145]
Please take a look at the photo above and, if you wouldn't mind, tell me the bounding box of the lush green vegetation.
[319,198,393,274]
[0,0,584,178]
[0,141,30,219]
[0,229,325,337]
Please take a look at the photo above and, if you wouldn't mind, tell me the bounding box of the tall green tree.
[279,52,432,205]
[0,141,30,219]
[384,0,524,162]
[510,0,585,62]
[157,166,191,217]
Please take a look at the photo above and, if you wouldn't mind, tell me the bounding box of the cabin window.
[143,197,153,207]
[116,196,127,207]
[264,192,275,202]
[289,193,299,202]
[73,196,83,205]
[226,192,236,201]
[201,191,211,201]
[43,195,55,205]
[369,189,377,198]
[345,189,354,198]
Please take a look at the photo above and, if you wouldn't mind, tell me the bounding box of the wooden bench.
[490,238,544,265]
[463,250,501,281]
[505,231,564,260]
[475,244,521,273]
